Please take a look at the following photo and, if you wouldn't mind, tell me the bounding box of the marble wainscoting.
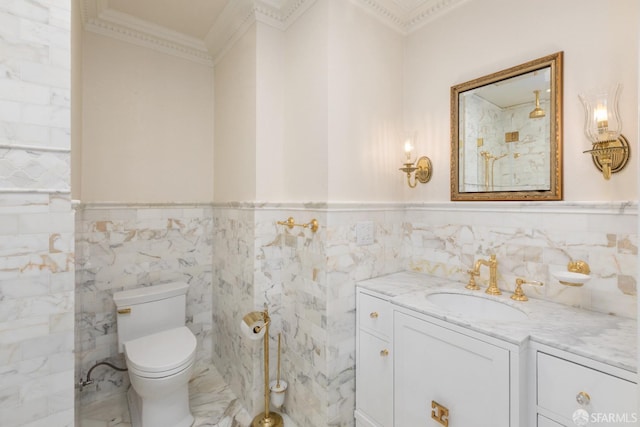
[404,202,638,319]
[212,204,330,422]
[75,201,636,427]
[0,193,75,427]
[75,203,214,407]
[213,203,407,427]
[211,206,261,414]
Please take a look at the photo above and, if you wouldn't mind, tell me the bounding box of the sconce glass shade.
[578,83,629,180]
[403,131,417,163]
[579,84,622,143]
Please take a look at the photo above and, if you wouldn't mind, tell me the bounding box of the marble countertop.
[358,271,637,374]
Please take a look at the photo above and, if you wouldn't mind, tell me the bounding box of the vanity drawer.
[358,292,391,338]
[537,352,636,424]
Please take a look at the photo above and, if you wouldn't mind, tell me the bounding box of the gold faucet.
[467,254,501,295]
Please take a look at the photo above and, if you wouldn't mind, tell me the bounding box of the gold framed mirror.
[451,52,563,201]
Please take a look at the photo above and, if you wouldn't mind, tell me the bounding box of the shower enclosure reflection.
[451,52,563,201]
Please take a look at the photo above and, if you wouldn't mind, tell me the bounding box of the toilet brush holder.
[269,380,288,409]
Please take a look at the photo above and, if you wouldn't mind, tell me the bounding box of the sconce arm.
[399,156,432,188]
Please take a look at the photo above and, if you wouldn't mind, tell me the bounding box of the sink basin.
[426,292,528,321]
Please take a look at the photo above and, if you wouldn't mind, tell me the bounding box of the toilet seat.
[124,326,196,379]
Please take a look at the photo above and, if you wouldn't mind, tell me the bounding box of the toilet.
[113,282,197,427]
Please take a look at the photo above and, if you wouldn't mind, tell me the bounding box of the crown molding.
[80,0,466,67]
[81,0,214,66]
[351,0,470,34]
[203,0,318,64]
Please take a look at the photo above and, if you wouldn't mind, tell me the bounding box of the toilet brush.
[270,332,287,410]
[276,333,281,388]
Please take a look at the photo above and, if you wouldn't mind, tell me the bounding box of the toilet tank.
[113,282,189,353]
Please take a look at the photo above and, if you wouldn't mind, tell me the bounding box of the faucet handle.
[465,269,481,290]
[510,278,544,301]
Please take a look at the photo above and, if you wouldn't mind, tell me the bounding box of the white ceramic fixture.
[113,282,197,427]
[552,271,591,286]
[425,292,528,321]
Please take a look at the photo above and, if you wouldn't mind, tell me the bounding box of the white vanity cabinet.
[355,278,637,427]
[533,344,637,427]
[355,287,524,427]
[355,290,393,427]
[394,308,515,427]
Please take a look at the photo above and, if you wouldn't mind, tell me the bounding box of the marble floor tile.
[79,365,296,427]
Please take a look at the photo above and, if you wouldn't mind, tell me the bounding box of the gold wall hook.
[277,217,319,233]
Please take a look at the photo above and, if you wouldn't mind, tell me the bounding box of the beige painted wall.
[214,0,405,202]
[78,0,637,204]
[80,31,214,203]
[327,0,404,201]
[71,0,82,199]
[256,23,285,201]
[404,0,639,202]
[213,25,257,202]
[281,1,330,202]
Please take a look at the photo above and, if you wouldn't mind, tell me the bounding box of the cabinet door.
[394,312,510,427]
[356,330,393,427]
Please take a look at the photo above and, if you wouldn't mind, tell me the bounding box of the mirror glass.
[451,52,563,201]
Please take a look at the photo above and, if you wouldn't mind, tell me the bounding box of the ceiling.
[107,0,230,40]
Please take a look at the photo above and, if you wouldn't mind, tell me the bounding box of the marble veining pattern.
[75,204,214,406]
[0,1,73,426]
[358,271,637,372]
[404,206,637,318]
[78,364,298,427]
[76,201,636,427]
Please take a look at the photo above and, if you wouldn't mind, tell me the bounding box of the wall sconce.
[398,133,432,188]
[579,83,630,180]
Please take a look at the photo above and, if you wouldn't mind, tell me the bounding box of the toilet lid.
[124,326,196,374]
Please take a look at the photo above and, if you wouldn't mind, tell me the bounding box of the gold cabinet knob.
[576,391,591,406]
[369,311,379,319]
[380,349,389,357]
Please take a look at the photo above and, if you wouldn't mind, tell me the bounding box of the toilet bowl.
[124,327,197,427]
[113,282,197,427]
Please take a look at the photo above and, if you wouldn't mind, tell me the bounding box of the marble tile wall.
[404,202,637,318]
[74,204,214,406]
[0,194,75,427]
[211,201,636,427]
[0,1,74,426]
[73,201,636,427]
[211,206,261,413]
[259,208,328,426]
[324,208,405,426]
